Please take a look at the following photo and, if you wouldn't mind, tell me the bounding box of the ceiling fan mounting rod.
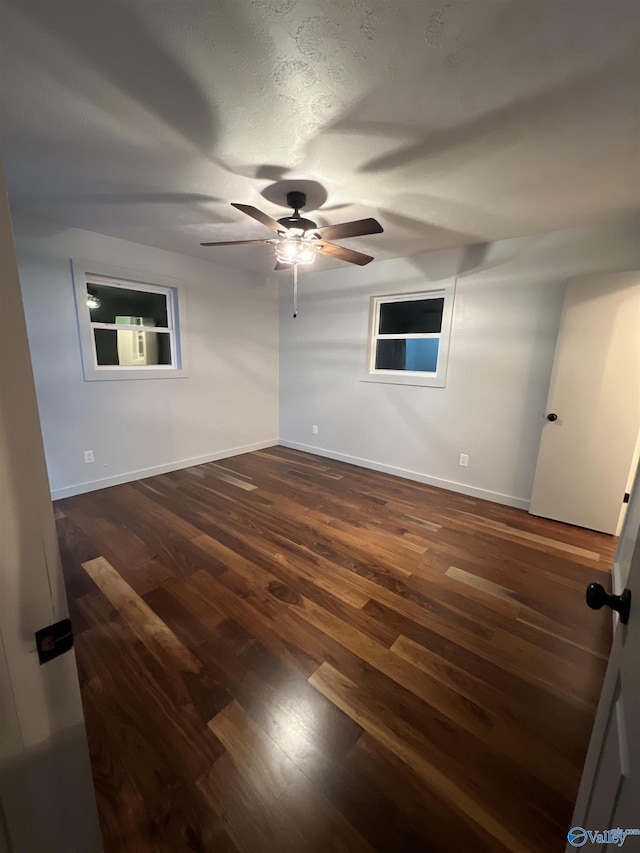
[286,190,307,214]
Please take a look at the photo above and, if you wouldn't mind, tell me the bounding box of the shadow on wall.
[281,232,533,312]
[355,56,636,176]
[23,192,236,229]
[407,237,532,283]
[379,209,483,256]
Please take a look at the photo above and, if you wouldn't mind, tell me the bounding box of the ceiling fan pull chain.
[293,263,298,318]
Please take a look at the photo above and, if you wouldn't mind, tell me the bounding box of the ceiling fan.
[200,191,383,270]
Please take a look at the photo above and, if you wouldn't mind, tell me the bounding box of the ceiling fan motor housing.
[277,215,318,232]
[278,191,317,232]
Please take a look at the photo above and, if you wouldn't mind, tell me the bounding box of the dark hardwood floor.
[56,446,615,852]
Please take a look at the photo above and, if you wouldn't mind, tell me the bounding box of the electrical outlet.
[459,453,469,467]
[84,450,94,464]
[312,425,319,435]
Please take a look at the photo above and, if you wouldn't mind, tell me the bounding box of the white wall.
[279,218,640,508]
[12,213,279,498]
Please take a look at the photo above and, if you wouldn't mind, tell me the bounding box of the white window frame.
[362,281,455,388]
[71,259,188,381]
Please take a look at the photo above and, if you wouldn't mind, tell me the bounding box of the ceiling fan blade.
[318,242,374,266]
[274,261,291,271]
[231,203,284,234]
[200,239,274,246]
[312,217,383,241]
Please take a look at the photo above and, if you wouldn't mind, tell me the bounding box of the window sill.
[82,366,189,381]
[360,373,446,388]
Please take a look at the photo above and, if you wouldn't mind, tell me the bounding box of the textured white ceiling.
[1,0,639,273]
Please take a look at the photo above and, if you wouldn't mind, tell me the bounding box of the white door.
[566,468,640,851]
[529,272,640,535]
[0,163,102,852]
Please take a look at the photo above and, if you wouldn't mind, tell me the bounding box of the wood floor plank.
[446,564,523,605]
[143,580,363,774]
[391,633,582,800]
[516,608,610,659]
[73,608,228,853]
[419,549,607,649]
[81,556,202,675]
[207,468,259,491]
[266,582,496,741]
[333,733,511,853]
[191,485,420,577]
[209,700,297,800]
[56,513,101,598]
[193,531,372,611]
[309,662,532,853]
[206,701,375,853]
[192,532,399,648]
[362,598,596,765]
[169,569,321,678]
[455,510,602,561]
[57,446,614,852]
[309,641,574,835]
[198,752,307,853]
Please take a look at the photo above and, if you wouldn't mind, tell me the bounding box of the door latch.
[35,618,74,664]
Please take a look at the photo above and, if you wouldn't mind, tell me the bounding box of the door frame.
[0,162,102,852]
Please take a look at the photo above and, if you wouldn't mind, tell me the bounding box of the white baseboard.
[278,440,530,511]
[52,436,531,511]
[50,439,279,500]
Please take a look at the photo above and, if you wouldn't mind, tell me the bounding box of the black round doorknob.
[586,582,631,624]
[547,413,558,421]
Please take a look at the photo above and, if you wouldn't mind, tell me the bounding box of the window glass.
[375,338,439,372]
[378,298,443,335]
[87,284,169,327]
[93,329,173,366]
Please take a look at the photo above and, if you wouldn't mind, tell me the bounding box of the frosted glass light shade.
[275,237,317,265]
